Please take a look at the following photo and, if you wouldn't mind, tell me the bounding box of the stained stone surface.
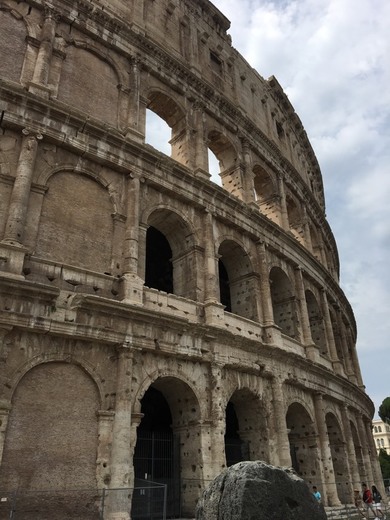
[196,461,327,520]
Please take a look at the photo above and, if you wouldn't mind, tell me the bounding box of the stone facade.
[0,0,382,517]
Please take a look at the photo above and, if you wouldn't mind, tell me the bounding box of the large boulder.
[196,461,327,520]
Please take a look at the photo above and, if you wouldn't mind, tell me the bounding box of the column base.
[0,241,27,279]
[203,301,225,326]
[120,273,144,305]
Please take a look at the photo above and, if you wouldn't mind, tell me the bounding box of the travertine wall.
[0,0,381,518]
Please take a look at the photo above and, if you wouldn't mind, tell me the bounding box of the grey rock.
[196,461,327,520]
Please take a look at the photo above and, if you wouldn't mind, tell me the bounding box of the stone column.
[240,137,255,204]
[356,413,373,485]
[203,211,224,325]
[121,172,144,304]
[256,241,279,344]
[0,327,12,465]
[341,405,361,490]
[346,327,364,389]
[3,129,42,246]
[124,58,143,141]
[270,377,291,467]
[320,289,343,375]
[277,173,289,229]
[336,309,356,383]
[198,363,226,486]
[192,102,209,177]
[106,343,134,520]
[313,393,340,506]
[302,207,312,250]
[96,411,115,489]
[294,267,317,361]
[29,6,59,95]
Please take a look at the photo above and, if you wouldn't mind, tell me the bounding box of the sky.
[210,0,390,416]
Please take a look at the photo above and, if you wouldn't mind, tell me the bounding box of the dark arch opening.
[225,401,247,467]
[133,387,179,517]
[145,226,173,293]
[218,259,231,312]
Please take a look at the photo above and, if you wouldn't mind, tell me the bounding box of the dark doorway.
[224,401,248,466]
[218,259,231,312]
[145,226,173,294]
[133,387,180,519]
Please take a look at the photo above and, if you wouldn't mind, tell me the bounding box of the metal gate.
[133,431,181,519]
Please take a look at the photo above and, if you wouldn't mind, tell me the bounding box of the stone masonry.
[0,0,382,518]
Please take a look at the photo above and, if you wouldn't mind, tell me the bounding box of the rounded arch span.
[133,373,203,517]
[36,164,111,191]
[0,3,38,38]
[70,39,124,86]
[143,206,198,253]
[269,266,297,338]
[305,289,327,355]
[133,369,204,420]
[143,207,199,299]
[226,387,270,464]
[217,238,258,320]
[145,88,186,128]
[286,401,321,486]
[325,411,350,502]
[6,354,105,408]
[0,361,100,494]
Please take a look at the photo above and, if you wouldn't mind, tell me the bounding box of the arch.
[226,388,269,465]
[286,402,321,487]
[286,194,304,244]
[269,266,297,338]
[309,223,323,262]
[218,239,258,320]
[35,170,114,273]
[350,420,364,484]
[146,89,189,167]
[6,352,105,408]
[0,7,28,83]
[305,289,327,355]
[326,412,349,503]
[0,362,100,501]
[252,164,279,224]
[143,207,198,300]
[133,375,202,517]
[57,44,120,126]
[207,129,242,196]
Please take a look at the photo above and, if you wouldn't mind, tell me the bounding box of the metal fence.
[0,480,167,520]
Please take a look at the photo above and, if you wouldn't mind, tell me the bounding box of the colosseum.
[0,0,382,518]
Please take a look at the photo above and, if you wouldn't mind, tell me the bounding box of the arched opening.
[144,210,198,300]
[134,377,202,517]
[146,92,189,167]
[208,130,242,198]
[350,421,365,485]
[269,267,297,338]
[286,403,321,488]
[225,402,246,466]
[305,290,327,355]
[208,148,222,186]
[326,413,350,503]
[218,240,258,320]
[286,195,304,244]
[309,224,323,263]
[218,259,231,312]
[0,363,99,518]
[225,390,269,467]
[145,226,173,294]
[253,165,279,224]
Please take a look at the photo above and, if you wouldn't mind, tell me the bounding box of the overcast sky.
[211,0,390,416]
